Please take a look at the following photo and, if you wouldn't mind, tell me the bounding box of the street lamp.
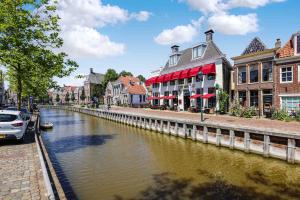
[198,71,204,122]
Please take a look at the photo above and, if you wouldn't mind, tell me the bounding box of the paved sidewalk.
[0,132,46,200]
[110,106,300,134]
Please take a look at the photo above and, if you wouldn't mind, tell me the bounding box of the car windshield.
[0,114,18,122]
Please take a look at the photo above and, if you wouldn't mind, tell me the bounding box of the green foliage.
[119,70,133,77]
[272,109,292,122]
[241,107,256,118]
[0,0,78,109]
[91,84,105,101]
[71,91,76,102]
[229,100,243,117]
[65,92,70,103]
[80,89,86,101]
[55,94,60,103]
[217,89,229,114]
[295,110,300,122]
[137,75,146,82]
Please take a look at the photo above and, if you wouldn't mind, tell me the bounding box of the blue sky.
[55,0,300,86]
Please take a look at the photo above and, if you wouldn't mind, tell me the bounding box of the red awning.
[157,74,167,83]
[188,66,201,78]
[190,94,203,99]
[202,93,216,99]
[147,96,160,100]
[179,69,190,79]
[164,73,173,82]
[171,71,182,80]
[201,63,216,75]
[166,95,176,99]
[145,76,159,86]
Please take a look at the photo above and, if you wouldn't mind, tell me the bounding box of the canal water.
[41,108,300,200]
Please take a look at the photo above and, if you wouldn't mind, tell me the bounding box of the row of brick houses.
[146,30,300,115]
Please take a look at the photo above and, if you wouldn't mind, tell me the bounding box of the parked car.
[0,110,28,142]
[4,107,31,126]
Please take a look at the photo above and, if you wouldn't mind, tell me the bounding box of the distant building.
[84,68,105,104]
[275,31,300,112]
[231,37,279,116]
[146,30,232,112]
[105,76,147,107]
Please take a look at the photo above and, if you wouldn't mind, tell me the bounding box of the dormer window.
[192,45,205,59]
[169,55,178,66]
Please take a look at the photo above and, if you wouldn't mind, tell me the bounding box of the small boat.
[40,122,54,130]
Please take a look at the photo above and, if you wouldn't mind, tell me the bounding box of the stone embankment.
[47,106,300,164]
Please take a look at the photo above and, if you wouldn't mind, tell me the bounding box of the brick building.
[231,37,280,116]
[274,31,300,112]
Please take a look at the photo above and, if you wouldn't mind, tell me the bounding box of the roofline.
[231,48,279,60]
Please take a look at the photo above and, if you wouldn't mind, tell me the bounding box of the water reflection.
[41,109,300,200]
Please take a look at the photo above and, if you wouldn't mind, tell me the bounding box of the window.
[297,35,300,54]
[207,73,216,80]
[250,90,258,107]
[170,80,175,86]
[238,66,246,84]
[239,91,247,106]
[196,88,203,94]
[162,82,168,87]
[152,83,160,88]
[0,114,18,122]
[192,45,205,59]
[281,96,300,111]
[187,78,192,83]
[250,64,258,83]
[169,55,178,66]
[178,79,184,85]
[208,87,215,94]
[164,91,169,96]
[262,62,273,82]
[196,74,203,82]
[281,66,293,82]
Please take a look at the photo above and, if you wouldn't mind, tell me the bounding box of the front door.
[183,90,190,111]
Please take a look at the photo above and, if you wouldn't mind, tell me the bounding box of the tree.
[55,94,60,103]
[119,70,133,77]
[0,0,78,110]
[137,75,146,82]
[65,92,70,103]
[80,89,86,102]
[217,89,229,114]
[71,91,76,102]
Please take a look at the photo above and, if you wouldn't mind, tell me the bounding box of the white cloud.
[226,0,286,9]
[131,11,152,22]
[61,26,125,59]
[208,12,258,35]
[184,0,225,14]
[54,0,150,59]
[154,17,204,45]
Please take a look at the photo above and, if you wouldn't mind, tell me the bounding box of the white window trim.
[280,66,293,83]
[298,64,300,82]
[249,64,259,84]
[192,44,206,60]
[294,33,300,55]
[237,66,247,85]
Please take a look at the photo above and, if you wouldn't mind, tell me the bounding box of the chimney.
[275,38,281,48]
[90,68,94,73]
[205,29,214,42]
[171,45,179,54]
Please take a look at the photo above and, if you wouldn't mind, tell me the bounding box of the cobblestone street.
[0,132,46,200]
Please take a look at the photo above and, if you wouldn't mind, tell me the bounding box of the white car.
[0,110,28,142]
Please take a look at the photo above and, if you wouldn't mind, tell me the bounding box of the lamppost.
[215,83,220,114]
[198,71,204,122]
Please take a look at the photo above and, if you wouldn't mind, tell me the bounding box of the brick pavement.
[0,131,46,200]
[110,106,300,134]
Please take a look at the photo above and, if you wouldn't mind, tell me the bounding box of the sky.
[54,0,300,86]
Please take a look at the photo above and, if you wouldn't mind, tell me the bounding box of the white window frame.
[280,96,300,111]
[237,66,247,85]
[192,45,205,60]
[280,66,293,83]
[169,55,178,66]
[261,62,273,82]
[298,64,300,82]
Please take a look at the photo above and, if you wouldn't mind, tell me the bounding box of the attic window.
[192,45,205,59]
[169,55,178,66]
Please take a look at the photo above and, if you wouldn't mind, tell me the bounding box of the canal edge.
[34,112,67,200]
[41,105,300,165]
